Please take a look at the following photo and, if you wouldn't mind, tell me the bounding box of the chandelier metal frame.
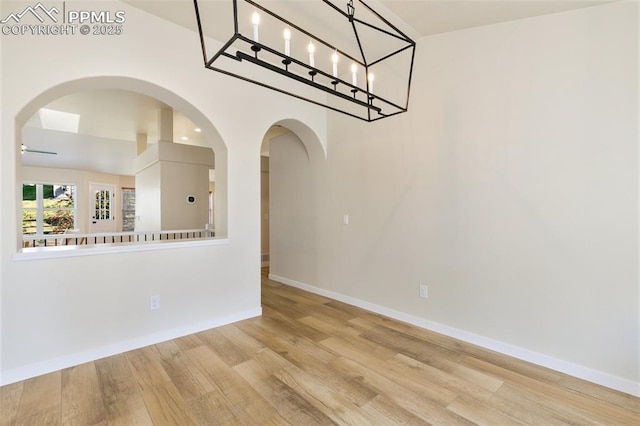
[193,0,416,122]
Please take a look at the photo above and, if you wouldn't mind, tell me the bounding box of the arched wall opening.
[259,119,323,281]
[13,76,229,250]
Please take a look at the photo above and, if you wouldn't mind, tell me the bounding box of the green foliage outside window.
[22,184,75,234]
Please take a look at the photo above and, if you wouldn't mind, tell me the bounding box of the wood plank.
[273,367,374,425]
[181,346,254,425]
[125,346,172,392]
[447,395,525,425]
[297,299,358,324]
[388,353,496,401]
[259,414,294,425]
[0,381,24,426]
[154,340,214,401]
[322,338,459,407]
[463,356,640,425]
[557,374,640,414]
[94,354,153,426]
[450,361,505,393]
[236,315,338,364]
[360,394,430,425]
[195,327,252,367]
[358,322,466,367]
[351,313,564,387]
[172,334,205,352]
[328,356,472,424]
[61,362,107,425]
[263,278,328,301]
[186,345,279,424]
[215,323,266,358]
[233,360,337,425]
[317,333,398,367]
[261,290,310,320]
[14,371,61,426]
[467,349,563,387]
[261,306,331,342]
[496,383,599,425]
[264,334,378,407]
[325,300,399,325]
[298,314,363,340]
[139,381,198,425]
[266,282,334,306]
[184,390,242,425]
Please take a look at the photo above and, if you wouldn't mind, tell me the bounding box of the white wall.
[269,2,639,394]
[134,141,214,231]
[159,161,210,230]
[0,0,326,384]
[261,156,270,260]
[134,162,161,232]
[270,132,318,280]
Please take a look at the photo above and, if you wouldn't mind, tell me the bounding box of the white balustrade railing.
[22,228,215,248]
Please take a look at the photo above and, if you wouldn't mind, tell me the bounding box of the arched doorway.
[14,77,228,249]
[259,119,324,282]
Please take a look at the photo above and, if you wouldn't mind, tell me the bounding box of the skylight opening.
[39,108,80,133]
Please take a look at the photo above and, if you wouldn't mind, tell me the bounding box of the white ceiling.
[22,90,207,174]
[123,0,615,39]
[24,89,205,145]
[23,0,614,174]
[379,0,615,37]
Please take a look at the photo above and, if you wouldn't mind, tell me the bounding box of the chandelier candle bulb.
[251,11,260,42]
[193,0,416,121]
[283,28,291,56]
[351,63,358,86]
[308,41,315,67]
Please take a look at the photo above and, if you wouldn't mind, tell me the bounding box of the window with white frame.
[22,183,76,235]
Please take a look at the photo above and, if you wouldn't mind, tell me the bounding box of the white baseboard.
[0,307,262,387]
[269,273,639,397]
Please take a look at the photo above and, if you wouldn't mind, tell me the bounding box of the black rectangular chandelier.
[193,0,416,122]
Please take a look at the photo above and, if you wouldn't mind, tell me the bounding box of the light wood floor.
[1,269,638,425]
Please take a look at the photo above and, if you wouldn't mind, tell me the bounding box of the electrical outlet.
[419,285,428,299]
[150,295,160,310]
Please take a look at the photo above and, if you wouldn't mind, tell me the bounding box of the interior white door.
[89,183,116,233]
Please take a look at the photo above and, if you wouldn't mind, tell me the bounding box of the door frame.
[89,182,116,234]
